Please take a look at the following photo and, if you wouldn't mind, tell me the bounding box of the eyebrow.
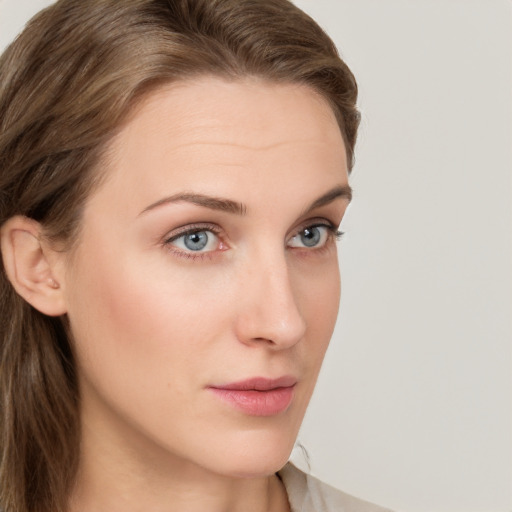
[139,192,246,216]
[139,185,352,217]
[301,185,352,215]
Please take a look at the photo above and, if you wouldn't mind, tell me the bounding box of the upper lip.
[209,376,297,391]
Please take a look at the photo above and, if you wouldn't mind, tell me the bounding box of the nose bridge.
[235,244,306,348]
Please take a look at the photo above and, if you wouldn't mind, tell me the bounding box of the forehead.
[90,77,348,215]
[111,76,344,156]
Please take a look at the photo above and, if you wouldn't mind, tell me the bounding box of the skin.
[8,77,351,511]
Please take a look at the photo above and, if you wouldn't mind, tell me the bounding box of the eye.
[166,229,220,253]
[287,224,335,249]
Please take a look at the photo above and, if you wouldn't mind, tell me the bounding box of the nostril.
[234,298,306,349]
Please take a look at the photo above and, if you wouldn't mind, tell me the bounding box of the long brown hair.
[0,1,359,510]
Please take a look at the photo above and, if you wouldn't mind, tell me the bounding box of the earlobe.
[0,216,67,316]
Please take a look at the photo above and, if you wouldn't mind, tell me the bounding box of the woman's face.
[61,77,350,478]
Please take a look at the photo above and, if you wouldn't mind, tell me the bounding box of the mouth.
[207,376,297,416]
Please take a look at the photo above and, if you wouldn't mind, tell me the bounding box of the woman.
[0,1,391,511]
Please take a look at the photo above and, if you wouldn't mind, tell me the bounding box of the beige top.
[278,463,393,512]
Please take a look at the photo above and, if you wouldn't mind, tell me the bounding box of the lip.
[207,376,297,416]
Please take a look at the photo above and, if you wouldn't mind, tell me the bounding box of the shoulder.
[277,463,393,512]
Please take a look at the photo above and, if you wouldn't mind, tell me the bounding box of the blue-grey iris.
[184,231,209,251]
[301,227,321,247]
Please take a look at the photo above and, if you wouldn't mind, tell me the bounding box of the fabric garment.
[278,463,393,512]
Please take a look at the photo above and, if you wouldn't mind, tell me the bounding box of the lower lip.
[208,386,295,416]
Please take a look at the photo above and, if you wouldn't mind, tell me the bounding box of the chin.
[218,454,293,480]
[201,425,298,479]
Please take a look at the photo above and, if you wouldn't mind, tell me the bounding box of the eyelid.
[163,222,221,244]
[289,218,340,239]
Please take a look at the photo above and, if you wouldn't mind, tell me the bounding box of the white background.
[1,1,511,511]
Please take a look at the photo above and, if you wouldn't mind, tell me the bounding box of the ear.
[0,216,67,316]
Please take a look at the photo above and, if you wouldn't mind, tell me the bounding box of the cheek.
[65,245,234,392]
[64,246,238,455]
[286,256,340,418]
[295,255,341,348]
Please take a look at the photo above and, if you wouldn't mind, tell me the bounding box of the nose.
[234,251,307,349]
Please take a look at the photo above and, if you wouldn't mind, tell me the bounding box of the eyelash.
[163,221,344,261]
[163,223,223,261]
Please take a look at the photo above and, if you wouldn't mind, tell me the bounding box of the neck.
[69,408,291,512]
[71,471,289,512]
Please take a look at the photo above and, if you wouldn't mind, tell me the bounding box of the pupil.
[184,231,208,251]
[301,227,320,247]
